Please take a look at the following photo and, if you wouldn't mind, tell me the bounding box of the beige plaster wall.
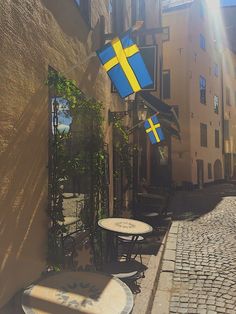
[163,7,192,184]
[0,0,122,307]
[163,0,223,185]
[222,48,236,176]
[188,0,223,184]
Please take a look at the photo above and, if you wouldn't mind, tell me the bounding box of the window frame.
[162,26,170,42]
[200,34,206,50]
[215,129,220,148]
[214,95,219,114]
[208,163,212,179]
[200,123,207,147]
[163,69,171,99]
[200,76,206,105]
[213,63,219,77]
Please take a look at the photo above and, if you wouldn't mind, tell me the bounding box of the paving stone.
[151,185,236,314]
[163,249,176,261]
[207,305,216,311]
[158,272,173,291]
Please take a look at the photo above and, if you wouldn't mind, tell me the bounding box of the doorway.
[196,159,204,189]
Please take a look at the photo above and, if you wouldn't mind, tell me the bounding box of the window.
[224,120,229,140]
[131,0,145,23]
[162,27,170,41]
[131,0,145,44]
[108,0,113,32]
[226,87,231,106]
[75,0,91,26]
[214,95,219,114]
[200,34,206,50]
[163,70,171,99]
[208,163,212,179]
[213,63,219,77]
[200,0,204,18]
[200,123,207,147]
[200,76,206,104]
[215,130,220,148]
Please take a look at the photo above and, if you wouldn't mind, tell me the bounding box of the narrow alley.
[152,183,236,314]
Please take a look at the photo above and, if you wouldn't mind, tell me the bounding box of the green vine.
[113,118,137,192]
[47,69,108,268]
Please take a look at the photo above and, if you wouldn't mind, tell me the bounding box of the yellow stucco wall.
[222,48,236,176]
[163,6,192,184]
[163,0,224,185]
[0,0,123,307]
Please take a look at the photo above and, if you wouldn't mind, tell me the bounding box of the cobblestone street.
[152,183,236,314]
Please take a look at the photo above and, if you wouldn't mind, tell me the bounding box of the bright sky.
[220,0,236,6]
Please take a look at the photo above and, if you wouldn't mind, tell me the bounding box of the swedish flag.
[144,114,165,144]
[97,32,153,98]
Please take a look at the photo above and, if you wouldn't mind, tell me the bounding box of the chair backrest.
[72,231,95,271]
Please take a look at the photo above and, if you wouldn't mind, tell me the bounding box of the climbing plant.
[47,69,108,268]
[113,117,138,188]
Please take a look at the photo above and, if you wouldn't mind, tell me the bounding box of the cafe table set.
[22,217,153,314]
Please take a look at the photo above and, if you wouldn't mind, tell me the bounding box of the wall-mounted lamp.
[108,97,149,128]
[137,100,148,121]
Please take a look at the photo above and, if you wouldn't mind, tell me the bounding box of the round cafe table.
[22,271,133,314]
[98,218,153,235]
[98,218,153,260]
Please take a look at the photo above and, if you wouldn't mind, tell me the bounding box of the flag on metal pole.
[144,114,165,144]
[96,31,153,98]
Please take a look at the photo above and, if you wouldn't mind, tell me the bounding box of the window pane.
[215,130,220,148]
[214,95,219,114]
[200,123,207,147]
[200,34,206,50]
[200,0,204,18]
[208,163,212,179]
[213,63,219,77]
[163,70,171,99]
[200,76,206,104]
[162,27,170,41]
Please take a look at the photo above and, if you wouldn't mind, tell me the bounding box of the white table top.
[22,271,133,314]
[98,218,153,235]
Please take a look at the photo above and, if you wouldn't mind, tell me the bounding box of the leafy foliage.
[47,69,108,268]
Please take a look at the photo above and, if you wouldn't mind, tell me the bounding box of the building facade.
[222,48,236,179]
[0,0,163,309]
[162,0,224,187]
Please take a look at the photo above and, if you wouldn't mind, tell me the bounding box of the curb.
[150,221,179,314]
[132,225,171,314]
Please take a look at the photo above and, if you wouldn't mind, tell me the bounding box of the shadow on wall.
[0,86,48,307]
[78,18,103,94]
[42,0,103,96]
[41,0,89,43]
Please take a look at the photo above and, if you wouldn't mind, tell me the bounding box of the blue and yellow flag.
[144,114,165,144]
[97,32,153,98]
